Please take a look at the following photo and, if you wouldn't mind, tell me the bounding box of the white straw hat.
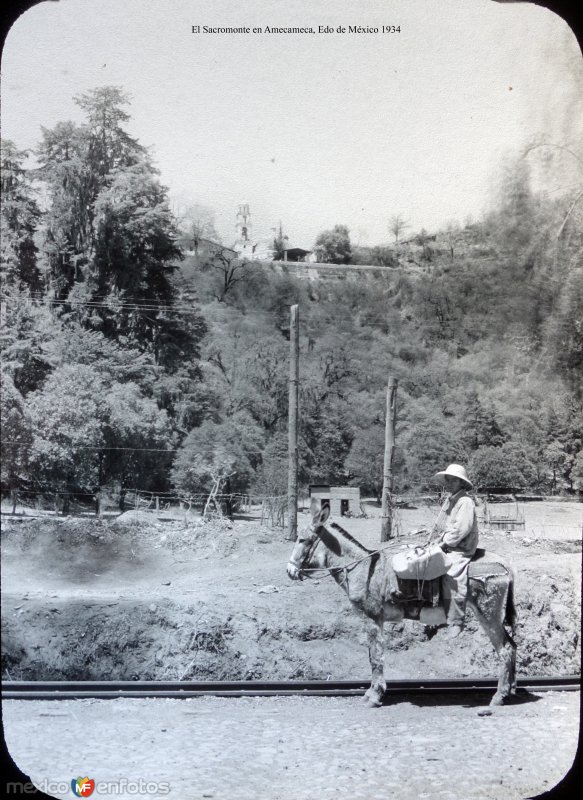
[434,464,472,488]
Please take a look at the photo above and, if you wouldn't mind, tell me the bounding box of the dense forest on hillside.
[1,87,582,507]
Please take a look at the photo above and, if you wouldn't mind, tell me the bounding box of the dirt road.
[3,690,579,800]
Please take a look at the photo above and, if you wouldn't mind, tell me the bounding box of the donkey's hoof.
[363,687,384,707]
[489,692,507,707]
[364,695,382,708]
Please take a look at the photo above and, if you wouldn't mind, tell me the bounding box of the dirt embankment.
[1,510,581,682]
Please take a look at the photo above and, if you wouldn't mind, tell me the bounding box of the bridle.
[292,524,325,577]
[291,522,383,585]
[289,505,454,594]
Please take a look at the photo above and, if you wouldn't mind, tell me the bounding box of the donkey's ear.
[310,500,330,526]
[315,504,330,527]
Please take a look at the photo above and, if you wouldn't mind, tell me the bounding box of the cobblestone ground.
[3,691,579,800]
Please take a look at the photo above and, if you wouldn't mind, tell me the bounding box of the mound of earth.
[1,511,580,681]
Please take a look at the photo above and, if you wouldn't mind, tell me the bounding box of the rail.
[3,676,579,701]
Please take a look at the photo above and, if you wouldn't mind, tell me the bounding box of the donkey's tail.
[505,569,518,633]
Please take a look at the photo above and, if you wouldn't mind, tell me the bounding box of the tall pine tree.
[0,139,42,293]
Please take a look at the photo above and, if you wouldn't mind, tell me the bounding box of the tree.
[388,214,409,244]
[344,425,385,502]
[415,228,433,261]
[36,87,205,364]
[89,160,185,356]
[25,364,172,495]
[36,86,149,302]
[543,441,566,495]
[400,416,466,490]
[272,221,289,261]
[443,220,461,261]
[313,225,352,264]
[299,398,353,485]
[74,86,145,179]
[171,412,265,497]
[546,268,583,398]
[469,443,537,490]
[200,250,257,302]
[0,140,42,292]
[460,391,506,452]
[540,396,583,491]
[252,432,288,497]
[0,373,33,491]
[572,450,583,491]
[55,322,155,388]
[0,293,61,394]
[369,245,397,267]
[92,162,179,291]
[202,307,289,428]
[173,201,220,253]
[259,272,309,334]
[487,157,539,256]
[35,120,92,298]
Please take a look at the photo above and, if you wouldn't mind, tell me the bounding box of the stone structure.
[283,247,315,263]
[233,204,275,260]
[309,485,361,517]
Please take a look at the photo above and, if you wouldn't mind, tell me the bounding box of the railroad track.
[3,676,579,701]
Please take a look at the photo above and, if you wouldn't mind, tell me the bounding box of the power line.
[5,296,383,314]
[1,441,274,458]
[2,295,200,315]
[1,441,180,453]
[1,294,403,325]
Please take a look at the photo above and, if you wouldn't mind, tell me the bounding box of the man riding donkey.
[433,463,479,640]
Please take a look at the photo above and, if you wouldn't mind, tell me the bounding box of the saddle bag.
[392,542,452,581]
[392,576,447,626]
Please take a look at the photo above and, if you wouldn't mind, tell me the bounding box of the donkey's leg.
[364,616,386,707]
[504,579,518,695]
[468,599,517,706]
[490,625,517,706]
[507,626,517,696]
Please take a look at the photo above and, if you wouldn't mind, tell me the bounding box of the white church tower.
[233,204,276,260]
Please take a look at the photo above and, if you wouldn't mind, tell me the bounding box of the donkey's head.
[286,500,332,581]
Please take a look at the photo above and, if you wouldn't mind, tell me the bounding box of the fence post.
[381,376,398,541]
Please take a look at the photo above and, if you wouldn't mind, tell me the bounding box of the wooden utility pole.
[287,304,300,541]
[381,376,398,541]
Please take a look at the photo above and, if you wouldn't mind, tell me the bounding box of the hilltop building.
[233,204,276,260]
[232,205,315,262]
[282,247,315,263]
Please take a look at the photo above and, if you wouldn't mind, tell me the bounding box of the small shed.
[283,247,312,262]
[309,485,361,517]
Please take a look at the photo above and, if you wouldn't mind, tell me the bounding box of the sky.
[2,0,582,248]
